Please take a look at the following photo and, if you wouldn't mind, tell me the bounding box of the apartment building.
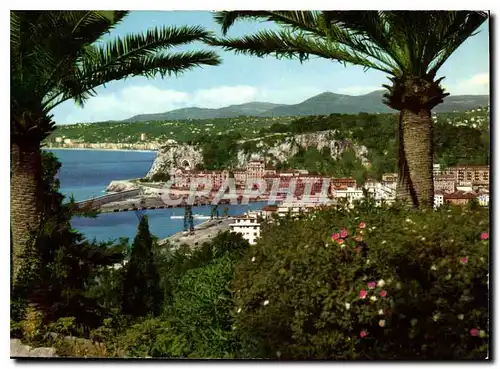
[229,212,262,245]
[446,166,490,186]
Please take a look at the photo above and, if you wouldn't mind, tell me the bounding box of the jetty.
[158,218,234,248]
[76,192,264,214]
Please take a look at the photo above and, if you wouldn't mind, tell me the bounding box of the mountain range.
[123,90,489,122]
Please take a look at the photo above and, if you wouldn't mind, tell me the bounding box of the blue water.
[45,149,264,243]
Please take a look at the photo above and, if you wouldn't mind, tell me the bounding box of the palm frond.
[41,24,220,111]
[210,29,394,74]
[48,50,221,111]
[427,11,488,76]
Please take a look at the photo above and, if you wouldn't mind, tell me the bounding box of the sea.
[45,149,265,244]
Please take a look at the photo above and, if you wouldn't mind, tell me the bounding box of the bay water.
[46,149,264,243]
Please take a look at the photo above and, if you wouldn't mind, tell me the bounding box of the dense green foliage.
[103,232,249,358]
[231,200,489,359]
[46,116,296,145]
[121,216,163,317]
[265,111,489,178]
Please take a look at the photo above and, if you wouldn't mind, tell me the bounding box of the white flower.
[378,309,384,315]
[366,259,371,265]
[377,279,385,287]
[251,257,256,262]
[237,308,242,313]
[421,237,426,242]
[370,296,377,302]
[340,244,346,249]
[378,319,386,327]
[446,273,451,280]
[263,300,269,306]
[431,265,437,271]
[457,314,464,320]
[345,302,351,310]
[405,218,413,223]
[325,243,329,248]
[433,313,440,322]
[396,282,402,290]
[381,240,387,244]
[362,275,367,281]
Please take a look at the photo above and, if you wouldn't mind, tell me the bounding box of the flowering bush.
[232,201,489,359]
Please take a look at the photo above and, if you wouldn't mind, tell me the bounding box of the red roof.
[444,191,478,200]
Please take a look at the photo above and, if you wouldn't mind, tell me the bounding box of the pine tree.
[121,216,163,317]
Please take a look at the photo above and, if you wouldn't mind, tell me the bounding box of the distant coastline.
[43,146,158,153]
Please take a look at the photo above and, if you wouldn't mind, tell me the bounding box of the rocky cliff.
[146,143,204,179]
[146,130,369,178]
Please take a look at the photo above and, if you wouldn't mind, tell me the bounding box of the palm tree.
[11,11,221,283]
[209,11,488,208]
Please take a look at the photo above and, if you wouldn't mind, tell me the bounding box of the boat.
[170,214,212,220]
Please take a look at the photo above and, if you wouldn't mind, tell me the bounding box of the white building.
[334,186,364,204]
[478,193,489,207]
[363,180,396,203]
[433,164,441,176]
[63,138,71,144]
[55,137,63,143]
[229,212,262,245]
[434,191,444,208]
[140,133,147,141]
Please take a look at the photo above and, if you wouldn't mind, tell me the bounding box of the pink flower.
[340,228,348,238]
[460,257,468,264]
[470,328,479,337]
[368,282,376,289]
[337,238,345,245]
[331,233,340,241]
[359,289,368,299]
[360,330,367,338]
[359,222,366,229]
[481,232,489,240]
[380,290,387,297]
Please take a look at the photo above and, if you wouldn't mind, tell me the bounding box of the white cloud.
[336,86,382,96]
[55,84,325,124]
[445,73,489,95]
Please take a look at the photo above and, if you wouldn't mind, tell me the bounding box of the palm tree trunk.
[398,108,434,208]
[11,141,42,284]
[395,113,413,204]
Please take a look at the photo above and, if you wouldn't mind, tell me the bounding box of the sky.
[52,11,490,124]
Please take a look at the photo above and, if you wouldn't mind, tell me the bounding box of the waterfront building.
[229,211,262,245]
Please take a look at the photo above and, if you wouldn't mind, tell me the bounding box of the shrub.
[169,254,240,358]
[114,232,249,358]
[232,201,489,359]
